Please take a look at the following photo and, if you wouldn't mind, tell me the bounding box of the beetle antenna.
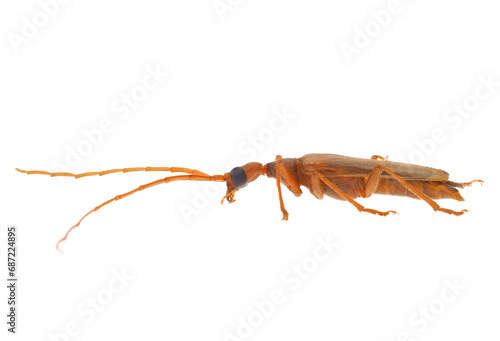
[55,174,225,253]
[15,166,209,178]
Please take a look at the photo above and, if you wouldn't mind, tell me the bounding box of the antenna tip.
[56,242,65,254]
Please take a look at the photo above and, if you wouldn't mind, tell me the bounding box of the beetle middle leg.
[313,172,397,216]
[275,155,302,220]
[364,165,468,216]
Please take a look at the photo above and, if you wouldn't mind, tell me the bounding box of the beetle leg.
[275,155,302,220]
[365,165,469,216]
[364,166,383,198]
[275,156,288,220]
[457,179,484,188]
[370,155,388,161]
[313,172,397,216]
[310,174,324,199]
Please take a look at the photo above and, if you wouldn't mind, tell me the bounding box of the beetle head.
[222,162,266,203]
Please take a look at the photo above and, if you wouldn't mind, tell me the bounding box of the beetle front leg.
[274,155,302,220]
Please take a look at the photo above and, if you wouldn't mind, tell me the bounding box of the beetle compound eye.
[230,167,247,187]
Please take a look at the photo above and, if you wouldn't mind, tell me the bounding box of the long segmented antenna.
[15,166,209,178]
[16,167,225,253]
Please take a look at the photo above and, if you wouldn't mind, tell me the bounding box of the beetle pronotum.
[17,153,482,252]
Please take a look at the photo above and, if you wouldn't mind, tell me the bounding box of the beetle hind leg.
[370,155,388,161]
[448,179,484,188]
[365,165,471,216]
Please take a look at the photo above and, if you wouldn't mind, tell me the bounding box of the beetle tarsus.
[370,155,389,161]
[361,208,398,216]
[436,208,469,216]
[463,180,483,187]
[281,209,289,221]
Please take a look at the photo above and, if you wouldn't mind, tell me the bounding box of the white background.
[1,1,499,340]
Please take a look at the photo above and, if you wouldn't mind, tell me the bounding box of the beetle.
[16,153,482,252]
